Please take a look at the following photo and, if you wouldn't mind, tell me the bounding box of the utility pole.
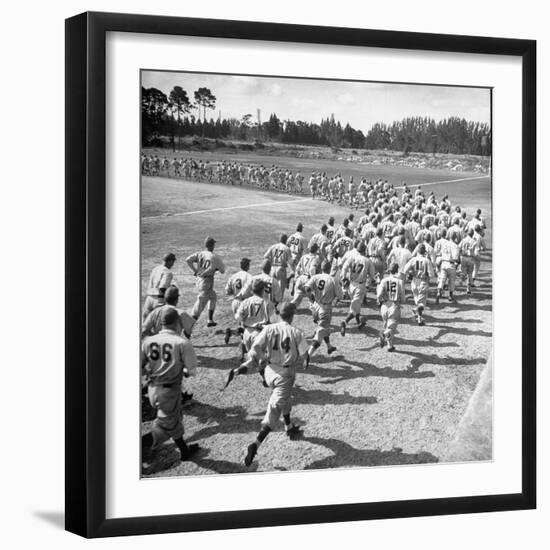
[257,108,261,141]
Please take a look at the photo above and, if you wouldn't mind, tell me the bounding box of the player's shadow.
[433,302,492,312]
[292,384,377,406]
[305,357,435,381]
[431,316,483,325]
[336,357,436,379]
[142,444,211,476]
[185,401,260,438]
[196,354,242,371]
[193,456,259,475]
[301,436,438,469]
[429,325,492,339]
[391,349,487,371]
[393,336,459,349]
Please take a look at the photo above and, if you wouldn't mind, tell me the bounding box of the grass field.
[141,154,492,477]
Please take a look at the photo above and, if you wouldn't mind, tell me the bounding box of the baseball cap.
[279,302,296,320]
[240,257,251,270]
[204,236,216,248]
[252,279,265,294]
[160,307,180,326]
[164,286,180,303]
[163,252,176,262]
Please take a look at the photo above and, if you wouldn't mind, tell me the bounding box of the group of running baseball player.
[141,178,487,469]
[142,152,420,207]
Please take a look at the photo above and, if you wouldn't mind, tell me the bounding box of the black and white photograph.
[140,70,493,477]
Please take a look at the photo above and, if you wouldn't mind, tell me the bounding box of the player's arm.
[185,252,198,275]
[376,281,384,306]
[216,256,226,274]
[398,280,406,304]
[304,279,315,301]
[235,301,247,323]
[141,342,150,374]
[225,275,234,295]
[141,311,156,338]
[180,312,195,339]
[403,257,414,277]
[386,249,395,268]
[244,328,269,369]
[180,340,198,377]
[334,279,344,302]
[341,258,351,281]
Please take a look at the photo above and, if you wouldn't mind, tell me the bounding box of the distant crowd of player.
[140,176,488,470]
[142,152,437,208]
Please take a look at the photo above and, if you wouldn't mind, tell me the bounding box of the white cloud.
[337,92,355,104]
[269,83,283,97]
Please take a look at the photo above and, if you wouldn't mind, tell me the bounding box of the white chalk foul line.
[142,197,313,220]
[396,175,490,189]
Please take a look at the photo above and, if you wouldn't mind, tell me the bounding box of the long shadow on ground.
[193,456,259,475]
[390,349,487,371]
[302,436,438,469]
[307,360,435,382]
[429,325,492,339]
[292,384,377,405]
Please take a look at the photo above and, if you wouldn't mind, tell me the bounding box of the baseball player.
[223,302,309,466]
[186,237,226,326]
[308,224,330,263]
[472,226,486,283]
[447,218,464,243]
[326,217,337,243]
[224,257,253,344]
[235,279,271,378]
[403,244,435,325]
[244,259,280,316]
[291,243,320,307]
[377,263,405,352]
[330,228,354,289]
[305,260,343,363]
[142,253,177,322]
[287,223,308,276]
[459,230,480,294]
[367,227,387,282]
[141,308,200,463]
[264,234,292,307]
[386,236,412,283]
[340,241,375,334]
[142,286,195,339]
[466,209,487,236]
[434,228,460,303]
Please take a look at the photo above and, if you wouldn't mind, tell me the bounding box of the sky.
[142,70,491,133]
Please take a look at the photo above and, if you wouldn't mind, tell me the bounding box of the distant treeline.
[142,85,491,155]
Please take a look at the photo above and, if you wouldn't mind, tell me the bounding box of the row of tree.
[364,117,491,155]
[142,85,491,155]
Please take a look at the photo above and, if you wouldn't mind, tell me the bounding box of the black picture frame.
[65,11,536,538]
